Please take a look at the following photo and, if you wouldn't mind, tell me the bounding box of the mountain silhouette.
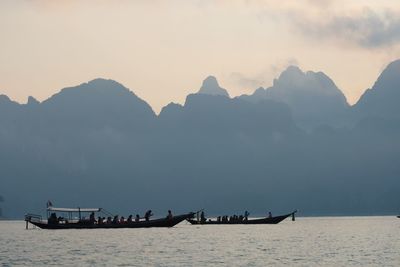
[160,76,297,136]
[239,66,350,129]
[0,63,400,218]
[27,96,40,106]
[354,59,400,120]
[39,78,156,130]
[198,76,230,97]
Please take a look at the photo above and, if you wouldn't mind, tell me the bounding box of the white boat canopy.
[47,207,101,212]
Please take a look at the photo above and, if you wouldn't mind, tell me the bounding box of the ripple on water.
[0,217,399,266]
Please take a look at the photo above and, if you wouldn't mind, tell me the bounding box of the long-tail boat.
[25,204,194,229]
[187,210,297,225]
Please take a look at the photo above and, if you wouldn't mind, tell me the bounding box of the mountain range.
[0,60,399,218]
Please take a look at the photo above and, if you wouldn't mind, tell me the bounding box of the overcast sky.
[1,0,400,112]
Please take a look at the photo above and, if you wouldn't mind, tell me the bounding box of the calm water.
[0,217,399,266]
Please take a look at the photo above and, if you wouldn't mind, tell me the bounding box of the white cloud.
[291,8,400,48]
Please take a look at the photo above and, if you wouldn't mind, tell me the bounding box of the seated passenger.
[106,217,112,224]
[112,215,119,224]
[120,216,125,224]
[135,214,140,222]
[268,212,272,218]
[98,217,103,224]
[127,215,133,223]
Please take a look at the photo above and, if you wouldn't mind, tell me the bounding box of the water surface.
[0,216,399,266]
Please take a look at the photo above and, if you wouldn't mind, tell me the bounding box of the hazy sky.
[1,0,400,112]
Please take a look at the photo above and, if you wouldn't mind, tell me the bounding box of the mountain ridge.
[1,60,400,217]
[353,59,400,119]
[2,59,399,121]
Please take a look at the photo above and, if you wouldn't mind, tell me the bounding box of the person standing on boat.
[48,212,58,224]
[268,212,272,218]
[244,211,249,221]
[167,210,173,219]
[89,212,96,224]
[200,211,206,223]
[145,210,153,221]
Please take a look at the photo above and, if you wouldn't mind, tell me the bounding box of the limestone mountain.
[353,59,400,119]
[197,76,230,97]
[39,78,156,131]
[1,63,400,217]
[239,66,350,129]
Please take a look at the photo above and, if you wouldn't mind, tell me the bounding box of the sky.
[1,0,400,113]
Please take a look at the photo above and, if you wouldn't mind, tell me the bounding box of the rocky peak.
[198,76,229,97]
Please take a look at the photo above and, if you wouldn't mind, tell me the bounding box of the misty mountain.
[197,76,230,97]
[0,63,400,218]
[239,66,350,129]
[160,92,296,134]
[353,59,400,120]
[1,79,156,131]
[349,60,400,141]
[40,78,156,131]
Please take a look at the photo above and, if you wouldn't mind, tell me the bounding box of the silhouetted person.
[135,214,140,222]
[112,215,119,224]
[268,212,272,218]
[106,217,112,224]
[127,215,133,223]
[98,217,103,224]
[48,213,58,224]
[120,216,125,224]
[145,210,153,221]
[167,210,173,219]
[89,212,95,224]
[244,211,249,221]
[200,211,206,223]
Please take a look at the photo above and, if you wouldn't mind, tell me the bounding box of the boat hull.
[27,213,194,229]
[187,212,295,225]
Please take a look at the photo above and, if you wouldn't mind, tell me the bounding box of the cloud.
[291,8,400,48]
[229,72,265,90]
[229,58,299,90]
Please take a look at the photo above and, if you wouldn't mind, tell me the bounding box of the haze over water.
[1,217,399,266]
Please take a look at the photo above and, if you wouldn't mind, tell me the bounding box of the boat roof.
[47,207,101,212]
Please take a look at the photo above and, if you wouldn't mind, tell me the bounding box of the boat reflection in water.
[25,203,194,230]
